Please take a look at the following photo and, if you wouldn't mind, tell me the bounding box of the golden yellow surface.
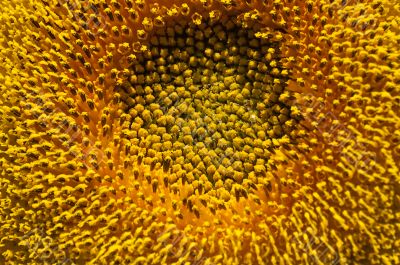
[0,0,399,264]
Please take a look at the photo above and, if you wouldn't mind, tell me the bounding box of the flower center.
[121,15,299,195]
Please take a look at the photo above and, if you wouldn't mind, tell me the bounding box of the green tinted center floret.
[122,17,297,190]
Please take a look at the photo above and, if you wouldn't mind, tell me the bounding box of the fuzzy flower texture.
[0,0,399,264]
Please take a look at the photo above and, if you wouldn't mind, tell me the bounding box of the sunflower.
[0,0,399,264]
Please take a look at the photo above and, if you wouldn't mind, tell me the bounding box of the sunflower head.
[0,0,399,264]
